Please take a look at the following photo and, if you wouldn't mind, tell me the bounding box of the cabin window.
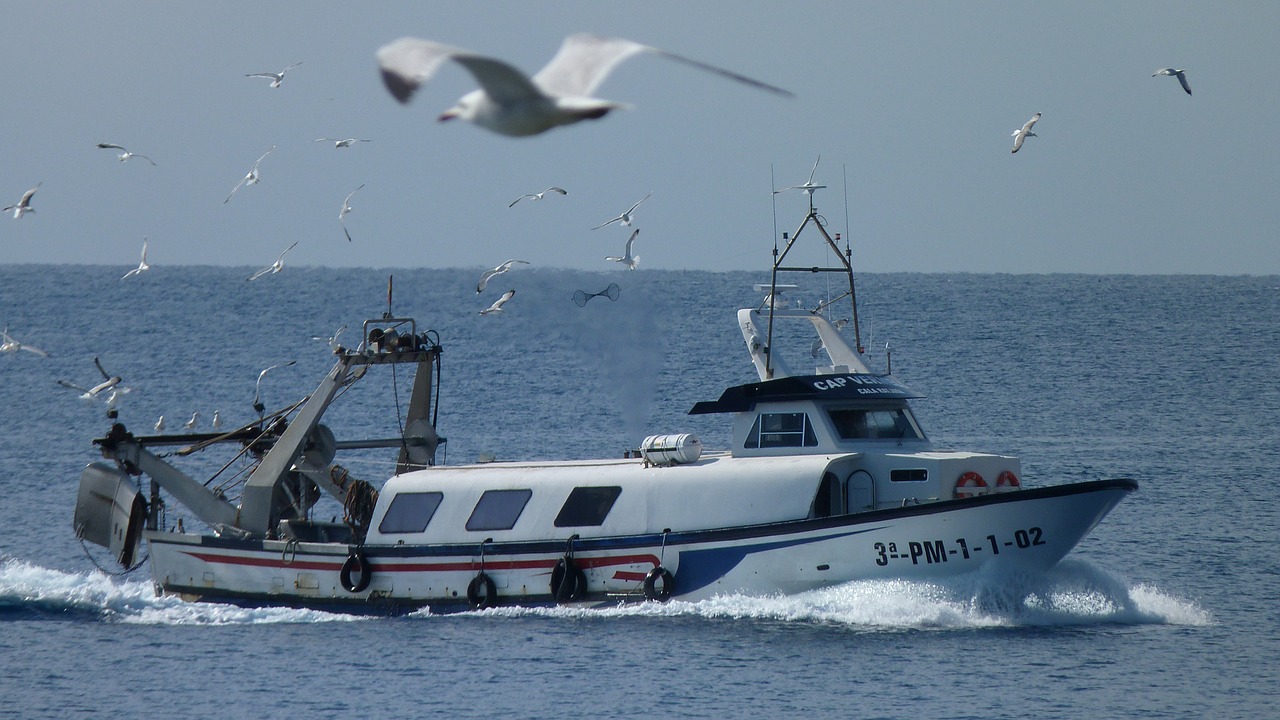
[378,492,444,534]
[828,408,922,440]
[554,486,623,527]
[466,489,533,531]
[744,412,818,449]
[890,469,929,483]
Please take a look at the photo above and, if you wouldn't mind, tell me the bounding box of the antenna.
[385,275,394,319]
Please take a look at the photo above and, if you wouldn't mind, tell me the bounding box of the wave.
[437,559,1213,629]
[0,558,362,626]
[2,556,1209,629]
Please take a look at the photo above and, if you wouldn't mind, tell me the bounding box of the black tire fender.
[466,572,497,609]
[643,566,674,602]
[339,552,371,593]
[550,555,587,603]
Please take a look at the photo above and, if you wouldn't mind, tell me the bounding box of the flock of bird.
[1009,67,1193,154]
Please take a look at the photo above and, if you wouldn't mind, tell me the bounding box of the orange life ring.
[954,471,988,499]
[996,470,1021,490]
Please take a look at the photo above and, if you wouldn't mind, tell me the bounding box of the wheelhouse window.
[554,486,623,527]
[744,412,818,449]
[828,408,922,440]
[378,492,444,534]
[466,489,533,531]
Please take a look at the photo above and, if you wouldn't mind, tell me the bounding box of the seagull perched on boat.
[96,143,156,166]
[509,187,567,207]
[120,237,151,280]
[774,155,826,195]
[1153,68,1192,96]
[57,357,123,399]
[184,411,199,431]
[480,289,515,315]
[605,229,640,270]
[246,61,302,88]
[376,33,792,137]
[593,192,651,230]
[212,410,223,430]
[247,241,298,281]
[1,327,49,357]
[4,183,39,219]
[476,259,529,294]
[315,137,371,148]
[339,184,363,242]
[154,415,165,433]
[1011,112,1041,154]
[225,146,276,204]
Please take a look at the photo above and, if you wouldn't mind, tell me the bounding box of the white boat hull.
[144,479,1135,612]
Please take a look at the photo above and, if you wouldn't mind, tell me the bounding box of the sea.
[1,265,1276,719]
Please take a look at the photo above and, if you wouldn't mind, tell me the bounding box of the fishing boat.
[73,195,1136,613]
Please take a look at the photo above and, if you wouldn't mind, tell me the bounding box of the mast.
[764,183,863,378]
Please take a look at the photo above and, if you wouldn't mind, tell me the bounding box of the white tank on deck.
[640,433,702,466]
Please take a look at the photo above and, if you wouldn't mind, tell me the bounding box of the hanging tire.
[550,555,587,603]
[466,572,497,609]
[643,566,674,602]
[339,552,371,593]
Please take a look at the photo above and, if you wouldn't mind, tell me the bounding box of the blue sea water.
[1,265,1277,719]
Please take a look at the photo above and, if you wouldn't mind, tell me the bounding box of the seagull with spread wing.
[225,146,276,204]
[247,62,302,88]
[480,289,516,315]
[1153,68,1192,96]
[605,229,640,270]
[97,143,156,165]
[4,183,39,219]
[315,137,371,148]
[247,241,298,281]
[376,33,792,137]
[509,187,567,207]
[1011,112,1041,154]
[476,259,529,294]
[1,327,49,357]
[121,237,151,280]
[340,184,364,242]
[593,192,651,230]
[774,156,826,195]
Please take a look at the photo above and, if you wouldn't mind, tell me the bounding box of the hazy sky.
[1,2,1276,274]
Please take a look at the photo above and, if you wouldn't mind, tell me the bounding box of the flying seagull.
[593,192,651,230]
[57,356,123,399]
[96,143,156,165]
[246,62,302,88]
[1153,68,1192,96]
[605,228,640,270]
[225,146,276,204]
[339,184,364,242]
[476,259,529,294]
[1,327,49,357]
[1011,112,1041,154]
[480,289,516,315]
[121,237,151,280]
[247,240,298,281]
[509,187,567,207]
[315,137,371,148]
[4,183,39,219]
[313,324,347,351]
[376,33,792,137]
[774,155,826,195]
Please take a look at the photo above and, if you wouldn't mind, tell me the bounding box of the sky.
[1,1,1276,275]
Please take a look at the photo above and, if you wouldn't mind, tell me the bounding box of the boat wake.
[0,558,362,626]
[453,560,1212,629]
[1,556,1208,629]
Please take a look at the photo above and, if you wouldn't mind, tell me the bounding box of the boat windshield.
[827,407,923,441]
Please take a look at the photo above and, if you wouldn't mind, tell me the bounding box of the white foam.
[0,558,362,626]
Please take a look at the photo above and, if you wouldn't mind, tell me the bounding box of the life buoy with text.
[996,470,1021,491]
[339,552,371,593]
[550,555,587,603]
[643,566,674,602]
[467,572,497,610]
[953,472,988,499]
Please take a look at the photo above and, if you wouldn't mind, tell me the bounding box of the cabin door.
[846,470,874,512]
